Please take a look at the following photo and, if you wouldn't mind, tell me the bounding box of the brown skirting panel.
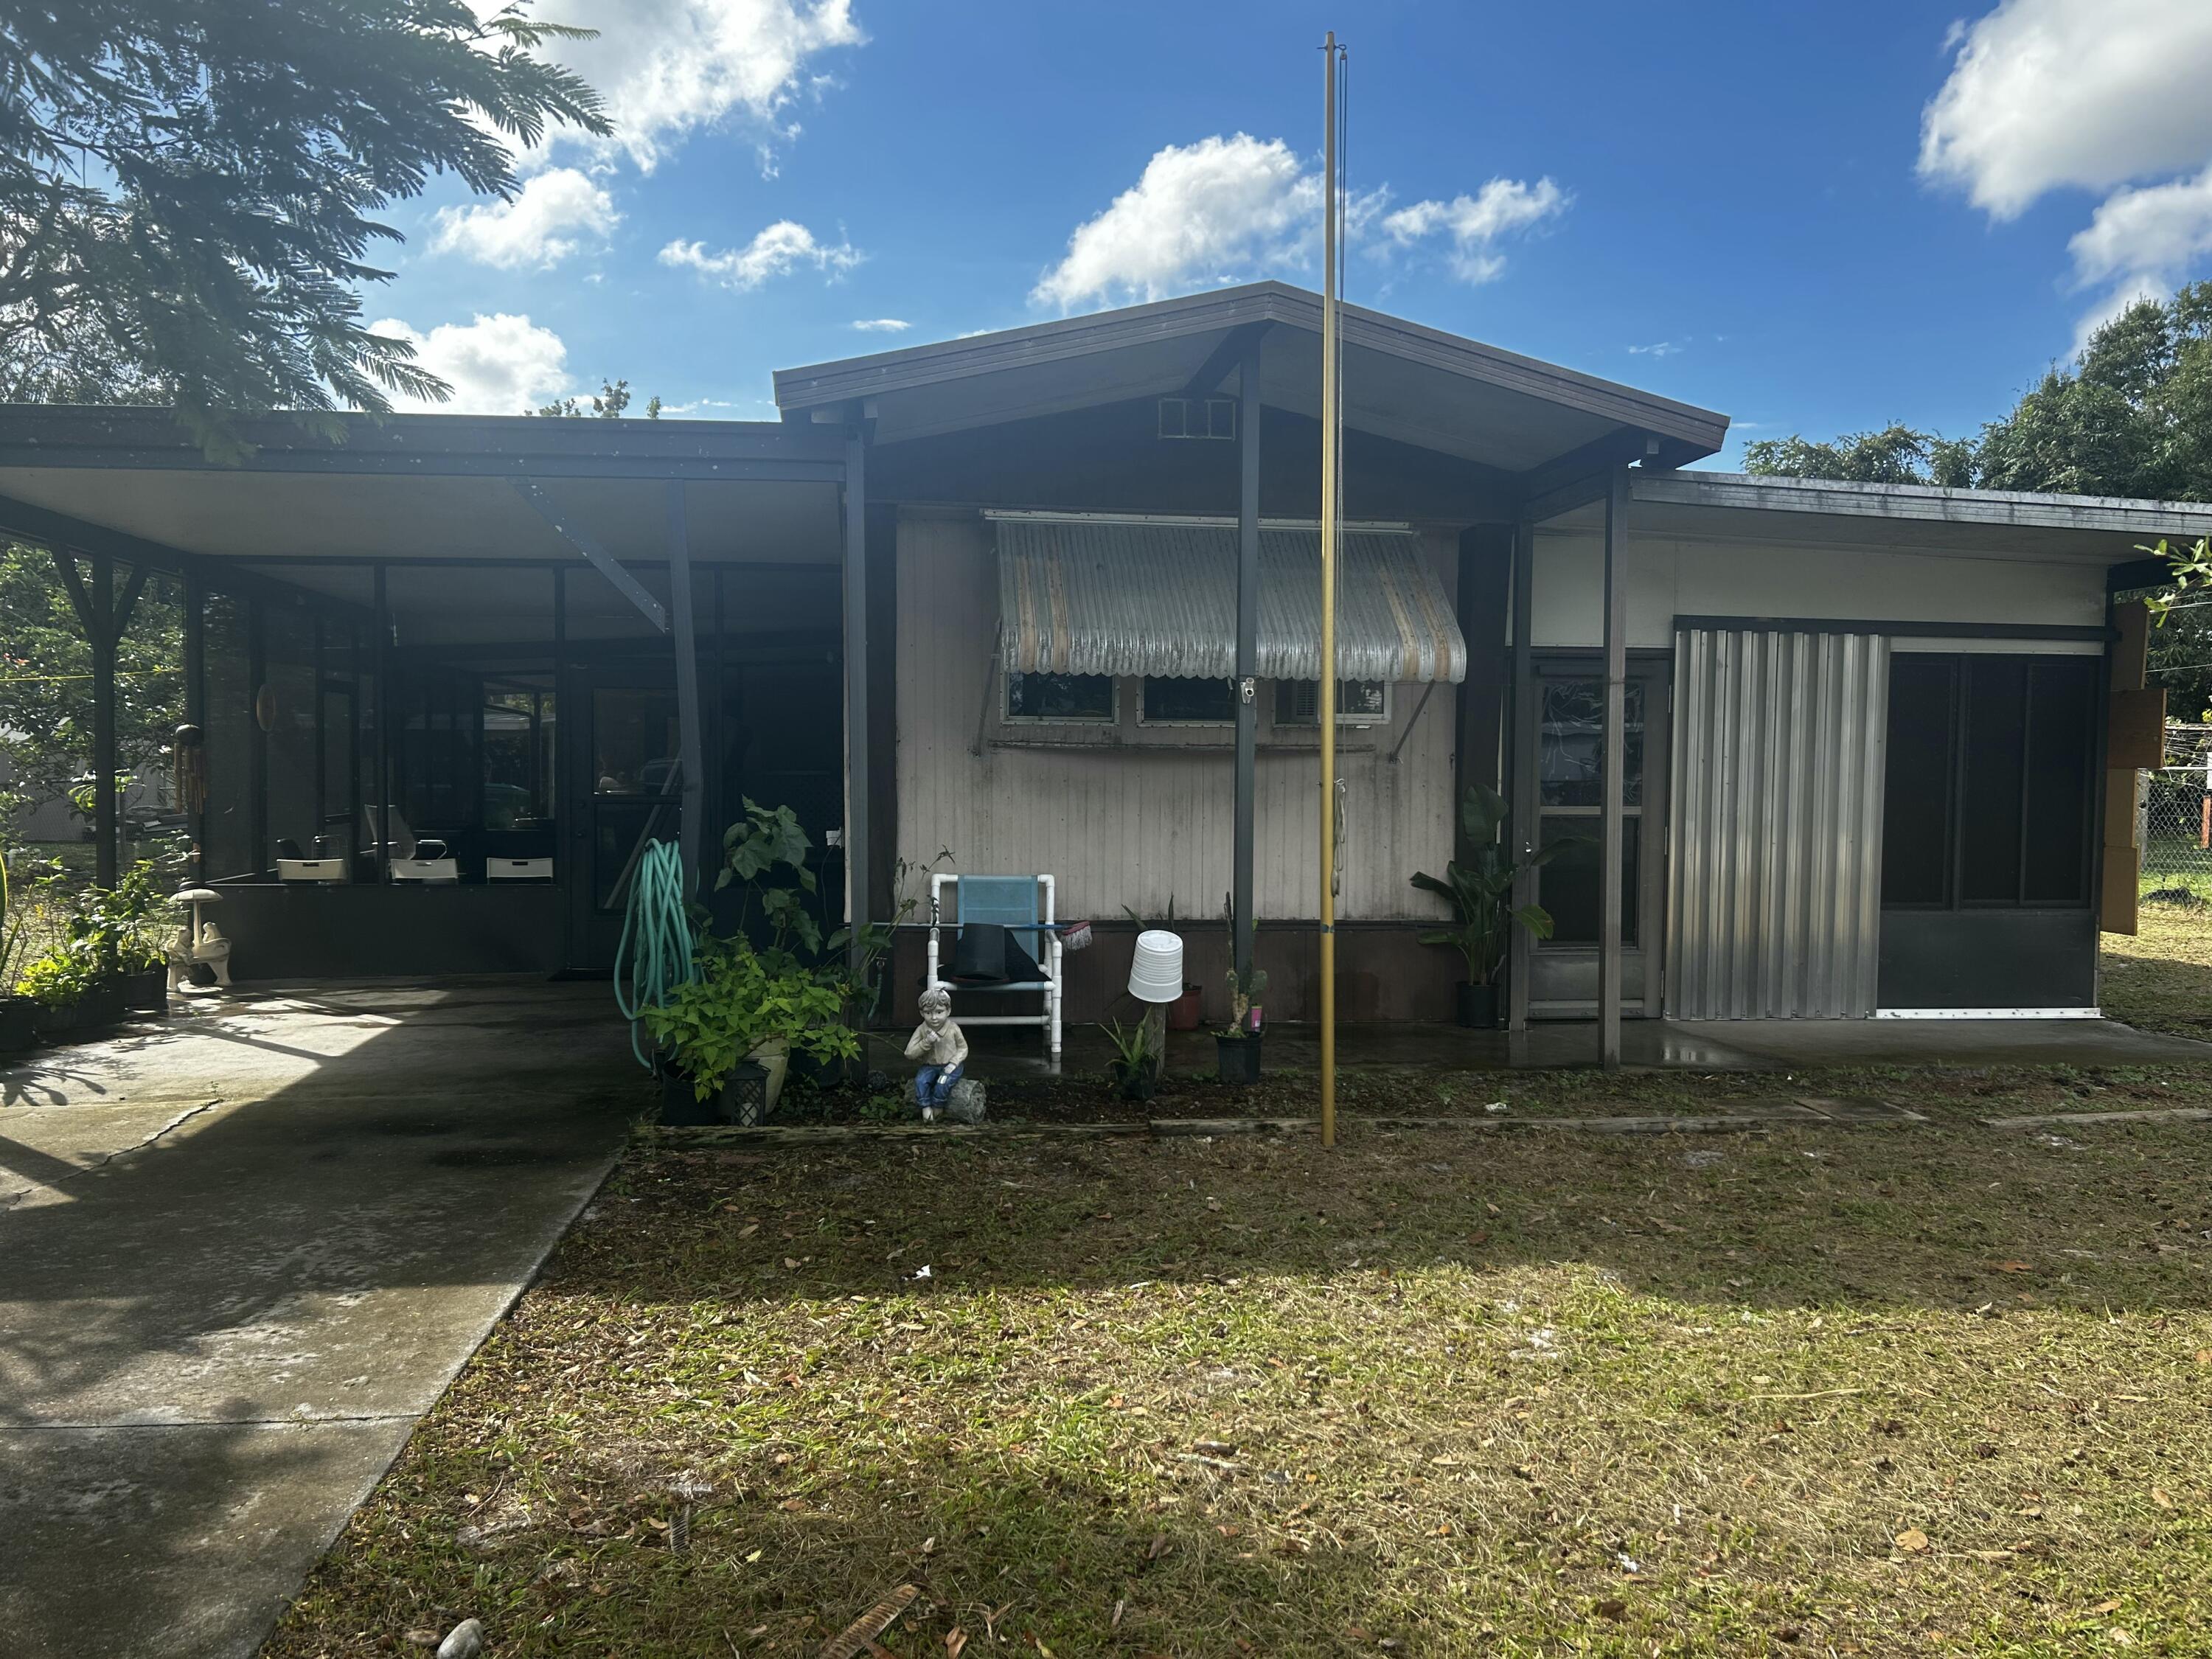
[212,882,560,979]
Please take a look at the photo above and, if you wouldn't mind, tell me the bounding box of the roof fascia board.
[0,407,847,481]
[1634,469,2212,540]
[776,280,1729,456]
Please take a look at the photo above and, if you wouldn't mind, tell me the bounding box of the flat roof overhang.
[773,280,1731,479]
[0,408,846,561]
[1528,470,2212,573]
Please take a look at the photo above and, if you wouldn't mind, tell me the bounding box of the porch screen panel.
[1666,627,1888,1019]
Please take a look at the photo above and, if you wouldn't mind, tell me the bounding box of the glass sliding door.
[1520,655,1669,1018]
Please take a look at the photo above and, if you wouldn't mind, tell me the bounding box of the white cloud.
[1919,0,2212,218]
[2068,162,2212,288]
[1627,341,1684,357]
[849,317,911,332]
[1030,133,1561,310]
[1032,135,1318,310]
[659,221,860,289]
[523,0,865,173]
[369,313,569,414]
[1381,178,1569,284]
[431,167,618,269]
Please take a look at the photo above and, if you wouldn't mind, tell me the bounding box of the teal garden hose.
[614,838,695,1068]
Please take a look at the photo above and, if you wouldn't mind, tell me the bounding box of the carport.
[0,408,855,975]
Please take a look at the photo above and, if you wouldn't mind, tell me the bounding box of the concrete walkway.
[0,979,642,1659]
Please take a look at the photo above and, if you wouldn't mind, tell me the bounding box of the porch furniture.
[364,804,458,884]
[167,887,232,992]
[486,856,554,883]
[926,873,1062,1057]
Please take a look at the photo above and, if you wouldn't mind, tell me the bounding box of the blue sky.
[377,1,2212,467]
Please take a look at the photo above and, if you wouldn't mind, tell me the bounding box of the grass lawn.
[268,915,2212,1659]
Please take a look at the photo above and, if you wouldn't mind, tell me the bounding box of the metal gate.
[1666,627,1888,1019]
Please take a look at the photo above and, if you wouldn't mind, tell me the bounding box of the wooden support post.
[373,563,392,886]
[1599,469,1630,1070]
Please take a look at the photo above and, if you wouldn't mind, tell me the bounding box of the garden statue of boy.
[904,982,970,1121]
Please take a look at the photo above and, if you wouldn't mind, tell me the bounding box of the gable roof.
[773,281,1729,476]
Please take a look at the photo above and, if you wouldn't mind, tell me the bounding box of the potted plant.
[1102,1013,1161,1102]
[81,863,170,1014]
[0,850,35,1054]
[1409,782,1560,1029]
[643,936,859,1125]
[1214,960,1268,1085]
[15,943,116,1040]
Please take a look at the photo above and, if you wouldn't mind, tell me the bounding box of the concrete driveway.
[0,979,641,1659]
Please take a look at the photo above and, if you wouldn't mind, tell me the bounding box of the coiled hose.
[614,838,695,1068]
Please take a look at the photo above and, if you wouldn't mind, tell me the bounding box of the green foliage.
[531,379,662,420]
[74,860,168,972]
[13,942,101,1006]
[1217,891,1268,1037]
[1,545,184,807]
[1409,782,1559,987]
[716,796,821,960]
[641,936,858,1102]
[1741,424,1975,487]
[0,1,609,444]
[1100,1014,1160,1099]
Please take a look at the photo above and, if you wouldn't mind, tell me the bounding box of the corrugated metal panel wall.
[1665,627,1889,1019]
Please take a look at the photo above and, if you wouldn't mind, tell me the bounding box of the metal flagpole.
[1319,29,1342,1149]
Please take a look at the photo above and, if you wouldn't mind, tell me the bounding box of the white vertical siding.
[895,512,1461,921]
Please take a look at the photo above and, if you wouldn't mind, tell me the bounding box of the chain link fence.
[2142,723,2212,901]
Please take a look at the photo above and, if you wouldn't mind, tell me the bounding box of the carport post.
[666,482,704,892]
[842,421,872,987]
[89,552,118,888]
[1599,468,1630,1070]
[373,563,392,886]
[1232,329,1262,987]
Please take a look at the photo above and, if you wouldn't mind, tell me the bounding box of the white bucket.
[1127,931,1186,1004]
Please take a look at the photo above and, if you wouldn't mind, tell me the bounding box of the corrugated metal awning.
[994,518,1467,684]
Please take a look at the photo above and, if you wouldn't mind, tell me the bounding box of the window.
[1157,396,1236,440]
[1006,672,1115,723]
[1276,679,1391,727]
[1880,652,2097,909]
[1533,674,1649,946]
[1141,675,1235,723]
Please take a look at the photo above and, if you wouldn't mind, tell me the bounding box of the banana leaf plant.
[1408,782,1562,988]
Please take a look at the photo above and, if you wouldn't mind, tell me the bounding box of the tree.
[532,378,661,420]
[0,2,609,444]
[1741,422,1975,487]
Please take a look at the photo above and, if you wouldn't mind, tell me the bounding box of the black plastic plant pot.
[1110,1059,1160,1103]
[659,1066,723,1127]
[0,996,35,1054]
[1456,981,1500,1029]
[1215,1033,1262,1085]
[120,966,169,1015]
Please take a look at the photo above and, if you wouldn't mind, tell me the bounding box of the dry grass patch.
[2103,902,2212,1038]
[268,1102,2212,1658]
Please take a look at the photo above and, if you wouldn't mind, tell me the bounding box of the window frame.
[1003,669,1118,726]
[1273,678,1393,728]
[1138,675,1238,728]
[1879,648,2100,914]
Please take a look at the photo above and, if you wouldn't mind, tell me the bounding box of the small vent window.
[1141,676,1236,724]
[1158,396,1237,441]
[1276,679,1391,727]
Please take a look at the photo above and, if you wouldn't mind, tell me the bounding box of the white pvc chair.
[925,873,1062,1057]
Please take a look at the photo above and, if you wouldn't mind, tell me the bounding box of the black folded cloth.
[949,922,1043,985]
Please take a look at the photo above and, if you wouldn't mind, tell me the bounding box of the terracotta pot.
[1166,984,1203,1031]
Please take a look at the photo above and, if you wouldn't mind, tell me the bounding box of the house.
[0,282,2194,1045]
